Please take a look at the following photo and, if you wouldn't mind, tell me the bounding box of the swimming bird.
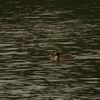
[50,50,73,62]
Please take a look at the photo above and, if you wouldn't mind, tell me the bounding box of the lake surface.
[0,0,100,100]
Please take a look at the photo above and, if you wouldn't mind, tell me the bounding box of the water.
[0,0,100,100]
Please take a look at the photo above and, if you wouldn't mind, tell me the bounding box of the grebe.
[51,50,73,62]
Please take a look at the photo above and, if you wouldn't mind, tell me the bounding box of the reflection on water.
[0,0,100,99]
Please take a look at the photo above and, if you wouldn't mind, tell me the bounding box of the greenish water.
[0,0,100,100]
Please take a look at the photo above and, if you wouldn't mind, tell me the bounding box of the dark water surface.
[0,0,100,100]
